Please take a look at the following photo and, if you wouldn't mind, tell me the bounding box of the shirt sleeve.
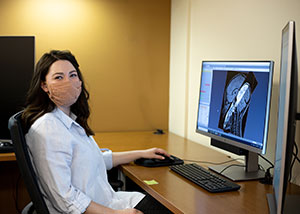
[26,118,91,214]
[102,150,113,170]
[89,136,113,171]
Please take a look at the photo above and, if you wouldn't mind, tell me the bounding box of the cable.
[217,163,265,174]
[260,167,273,185]
[185,155,273,183]
[182,158,244,166]
[289,141,297,181]
[289,141,299,182]
[293,151,300,163]
[184,158,265,173]
[293,141,300,163]
[258,154,274,168]
[218,164,245,174]
[257,154,274,184]
[259,164,265,171]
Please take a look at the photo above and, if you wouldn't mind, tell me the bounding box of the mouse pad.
[134,155,184,167]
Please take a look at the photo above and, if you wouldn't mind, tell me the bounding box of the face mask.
[47,80,82,107]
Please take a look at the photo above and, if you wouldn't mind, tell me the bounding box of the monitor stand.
[209,151,265,181]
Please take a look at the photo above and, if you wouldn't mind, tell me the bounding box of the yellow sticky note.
[144,180,159,185]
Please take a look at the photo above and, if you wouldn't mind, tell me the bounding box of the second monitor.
[196,61,274,181]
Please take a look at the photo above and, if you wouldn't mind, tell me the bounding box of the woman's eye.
[54,76,63,80]
[70,73,78,78]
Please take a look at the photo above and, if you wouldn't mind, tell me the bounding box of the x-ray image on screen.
[218,71,258,137]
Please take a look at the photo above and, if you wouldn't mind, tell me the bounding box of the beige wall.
[169,0,300,184]
[0,0,170,132]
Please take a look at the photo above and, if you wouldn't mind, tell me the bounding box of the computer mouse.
[153,154,173,162]
[134,154,184,167]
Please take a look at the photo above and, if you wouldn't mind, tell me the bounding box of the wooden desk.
[2,131,299,214]
[0,152,16,161]
[94,131,273,214]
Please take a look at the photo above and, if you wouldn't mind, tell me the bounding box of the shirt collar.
[53,107,78,130]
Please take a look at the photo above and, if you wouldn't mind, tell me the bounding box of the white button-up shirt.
[26,108,144,213]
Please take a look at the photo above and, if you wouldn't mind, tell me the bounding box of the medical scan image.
[218,71,258,137]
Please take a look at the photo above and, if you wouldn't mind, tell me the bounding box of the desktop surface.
[94,131,275,214]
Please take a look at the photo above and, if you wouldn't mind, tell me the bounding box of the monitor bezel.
[272,20,297,214]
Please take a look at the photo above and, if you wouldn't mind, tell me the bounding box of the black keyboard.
[170,163,241,193]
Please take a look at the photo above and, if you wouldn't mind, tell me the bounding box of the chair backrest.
[8,111,49,214]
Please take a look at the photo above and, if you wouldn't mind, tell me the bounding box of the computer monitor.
[0,36,34,143]
[196,60,274,181]
[267,21,300,214]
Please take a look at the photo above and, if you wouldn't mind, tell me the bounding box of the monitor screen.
[196,61,273,155]
[0,36,34,142]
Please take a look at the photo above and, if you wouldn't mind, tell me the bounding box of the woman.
[22,50,171,214]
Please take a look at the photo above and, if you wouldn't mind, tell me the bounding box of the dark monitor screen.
[0,36,34,141]
[196,61,274,154]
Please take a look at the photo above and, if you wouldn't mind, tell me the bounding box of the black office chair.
[8,111,49,214]
[9,111,123,213]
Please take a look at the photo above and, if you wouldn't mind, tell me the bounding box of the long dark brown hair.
[22,50,94,136]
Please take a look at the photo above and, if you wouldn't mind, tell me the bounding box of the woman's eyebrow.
[52,72,64,77]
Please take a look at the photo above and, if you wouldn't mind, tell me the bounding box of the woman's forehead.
[48,60,76,75]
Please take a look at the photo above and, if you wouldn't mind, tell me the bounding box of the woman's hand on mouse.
[112,148,170,167]
[142,148,170,160]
